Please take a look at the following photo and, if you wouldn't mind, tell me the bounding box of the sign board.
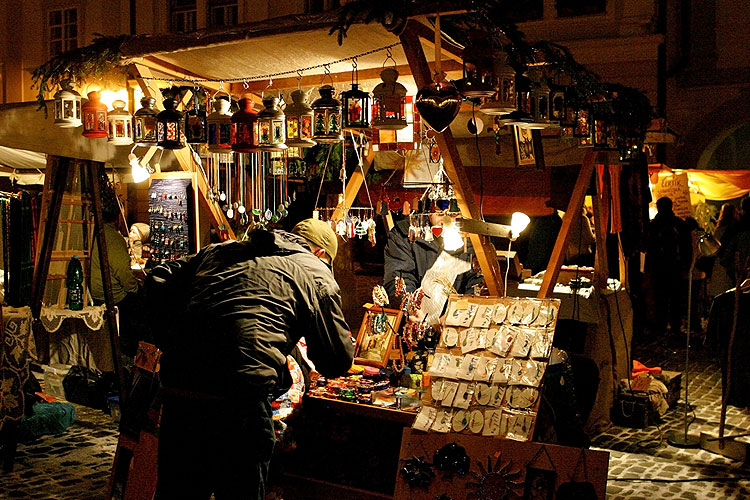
[651,173,692,219]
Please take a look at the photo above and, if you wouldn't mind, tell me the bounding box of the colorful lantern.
[156,97,185,150]
[341,83,370,131]
[134,96,158,146]
[310,85,343,143]
[372,97,420,152]
[231,97,258,152]
[207,96,233,153]
[106,100,133,145]
[53,79,82,128]
[185,89,208,144]
[256,95,286,151]
[284,89,316,148]
[372,68,407,130]
[82,91,108,138]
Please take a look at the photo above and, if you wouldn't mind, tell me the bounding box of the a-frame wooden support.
[30,158,127,404]
[537,149,615,298]
[400,20,504,296]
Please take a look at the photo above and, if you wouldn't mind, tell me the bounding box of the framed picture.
[354,304,404,368]
[523,467,556,500]
[513,125,536,166]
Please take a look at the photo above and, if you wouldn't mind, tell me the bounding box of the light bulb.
[442,215,464,252]
[510,212,530,240]
[131,162,151,183]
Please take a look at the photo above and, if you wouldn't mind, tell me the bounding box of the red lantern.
[82,91,108,138]
[231,97,258,153]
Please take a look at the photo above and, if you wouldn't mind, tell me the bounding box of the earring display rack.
[147,173,198,265]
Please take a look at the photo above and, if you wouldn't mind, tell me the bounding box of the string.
[434,13,442,82]
[350,131,374,211]
[313,145,334,210]
[142,43,401,85]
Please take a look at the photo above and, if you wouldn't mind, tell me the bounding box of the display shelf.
[305,394,417,426]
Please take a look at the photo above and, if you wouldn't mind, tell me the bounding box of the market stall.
[12,4,657,498]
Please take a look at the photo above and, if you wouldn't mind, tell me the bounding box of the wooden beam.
[400,21,503,297]
[537,150,604,298]
[409,18,464,64]
[592,152,612,289]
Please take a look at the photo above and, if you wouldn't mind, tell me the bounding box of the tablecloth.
[0,306,34,427]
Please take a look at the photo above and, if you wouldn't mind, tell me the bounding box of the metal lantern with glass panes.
[457,31,497,99]
[371,96,420,152]
[256,95,287,151]
[549,85,568,126]
[499,74,532,128]
[528,69,552,129]
[591,100,618,150]
[231,97,258,152]
[185,89,208,144]
[107,100,133,145]
[284,89,316,148]
[310,85,343,143]
[372,68,407,130]
[134,96,158,145]
[341,82,370,131]
[207,96,233,152]
[54,79,82,128]
[480,52,516,115]
[156,97,185,149]
[82,91,108,138]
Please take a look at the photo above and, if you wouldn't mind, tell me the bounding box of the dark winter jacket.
[383,218,483,304]
[645,210,691,275]
[146,228,353,398]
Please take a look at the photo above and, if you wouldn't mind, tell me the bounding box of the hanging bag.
[555,448,598,500]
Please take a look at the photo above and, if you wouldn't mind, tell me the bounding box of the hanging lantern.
[591,100,619,150]
[549,85,568,126]
[372,68,407,130]
[106,100,133,145]
[185,89,208,144]
[372,96,420,151]
[256,95,287,151]
[53,79,82,128]
[310,85,343,143]
[456,31,496,99]
[156,97,185,150]
[82,91,108,138]
[134,97,158,146]
[341,70,371,131]
[480,52,516,116]
[527,69,552,129]
[284,89,316,148]
[231,96,258,152]
[499,74,532,128]
[207,96,233,153]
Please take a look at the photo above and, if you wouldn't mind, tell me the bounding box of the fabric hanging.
[1,191,36,307]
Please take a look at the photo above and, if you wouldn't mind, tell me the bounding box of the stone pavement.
[1,335,750,499]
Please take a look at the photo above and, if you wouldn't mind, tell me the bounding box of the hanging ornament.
[341,60,371,131]
[372,49,408,130]
[231,96,259,153]
[373,285,390,307]
[415,14,461,133]
[284,86,316,148]
[156,96,185,149]
[53,78,82,128]
[185,87,208,144]
[207,95,233,152]
[82,90,108,138]
[256,94,287,151]
[106,100,133,145]
[134,96,158,146]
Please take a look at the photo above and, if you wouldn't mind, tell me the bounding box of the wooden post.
[592,153,610,290]
[332,145,376,221]
[88,162,127,405]
[400,21,503,296]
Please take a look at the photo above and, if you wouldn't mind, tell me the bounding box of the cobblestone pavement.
[2,335,750,499]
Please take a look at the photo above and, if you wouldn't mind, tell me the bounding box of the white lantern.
[53,79,82,128]
[107,100,133,145]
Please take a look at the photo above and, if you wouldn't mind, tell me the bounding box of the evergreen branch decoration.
[31,34,128,117]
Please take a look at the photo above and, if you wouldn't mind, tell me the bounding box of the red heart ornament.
[416,82,462,133]
[431,226,443,238]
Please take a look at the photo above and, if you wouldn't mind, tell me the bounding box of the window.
[208,1,238,28]
[556,0,606,18]
[171,0,197,33]
[49,8,78,56]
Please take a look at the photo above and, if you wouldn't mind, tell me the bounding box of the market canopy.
[649,165,750,201]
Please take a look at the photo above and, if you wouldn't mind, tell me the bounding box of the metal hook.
[296,69,303,90]
[383,47,397,68]
[351,59,358,85]
[169,80,173,89]
[243,79,249,90]
[323,64,334,86]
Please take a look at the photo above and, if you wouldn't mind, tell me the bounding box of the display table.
[0,306,34,472]
[39,305,116,372]
[280,395,416,500]
[509,281,633,433]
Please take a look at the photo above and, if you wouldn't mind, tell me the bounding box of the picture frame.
[513,125,536,166]
[354,304,404,368]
